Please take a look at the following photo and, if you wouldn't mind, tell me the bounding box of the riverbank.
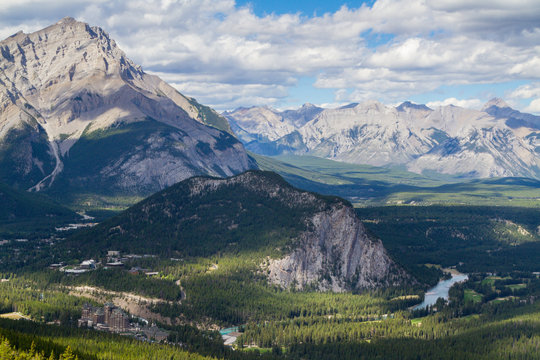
[442,267,465,276]
[414,272,469,310]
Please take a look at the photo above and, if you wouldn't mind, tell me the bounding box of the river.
[414,272,468,310]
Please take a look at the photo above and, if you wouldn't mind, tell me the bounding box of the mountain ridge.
[224,98,540,179]
[0,17,253,198]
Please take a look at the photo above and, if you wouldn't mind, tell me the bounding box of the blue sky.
[235,0,375,17]
[0,0,539,113]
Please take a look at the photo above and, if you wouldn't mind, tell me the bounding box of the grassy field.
[0,312,31,320]
[507,283,527,291]
[464,290,483,303]
[481,276,508,286]
[253,154,540,207]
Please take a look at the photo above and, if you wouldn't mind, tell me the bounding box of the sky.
[1,0,540,113]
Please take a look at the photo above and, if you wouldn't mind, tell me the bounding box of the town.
[49,250,159,275]
[78,302,169,342]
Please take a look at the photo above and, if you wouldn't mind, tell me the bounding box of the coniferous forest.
[1,181,540,359]
[1,4,540,359]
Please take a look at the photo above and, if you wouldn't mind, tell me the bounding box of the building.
[105,261,124,267]
[80,259,96,269]
[78,303,130,332]
[64,268,89,274]
[92,308,105,325]
[143,323,169,342]
[110,308,130,332]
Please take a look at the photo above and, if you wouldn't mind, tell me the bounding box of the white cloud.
[0,0,539,109]
[426,98,484,110]
[510,56,540,77]
[509,84,540,115]
[168,80,289,111]
[524,99,540,114]
[508,83,540,100]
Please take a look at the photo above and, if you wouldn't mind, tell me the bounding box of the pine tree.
[59,346,77,360]
[0,337,14,360]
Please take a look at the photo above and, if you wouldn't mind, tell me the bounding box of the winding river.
[414,273,468,310]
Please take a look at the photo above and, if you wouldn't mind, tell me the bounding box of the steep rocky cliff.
[266,202,408,292]
[0,17,253,195]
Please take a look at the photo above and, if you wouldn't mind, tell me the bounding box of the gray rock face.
[0,17,253,193]
[266,203,409,292]
[225,99,540,179]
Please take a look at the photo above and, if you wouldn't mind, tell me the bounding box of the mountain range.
[0,18,410,293]
[0,17,253,198]
[224,99,540,179]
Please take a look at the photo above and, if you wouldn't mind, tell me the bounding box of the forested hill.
[67,170,344,257]
[67,170,410,291]
[0,182,77,222]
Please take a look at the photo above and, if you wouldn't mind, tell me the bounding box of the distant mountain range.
[0,17,253,199]
[224,99,540,179]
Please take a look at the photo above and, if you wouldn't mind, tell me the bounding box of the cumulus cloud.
[426,98,484,110]
[0,0,539,110]
[508,83,540,115]
[168,80,289,110]
[524,99,540,114]
[509,83,540,100]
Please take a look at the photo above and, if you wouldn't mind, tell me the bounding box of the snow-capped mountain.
[225,100,540,179]
[0,18,253,195]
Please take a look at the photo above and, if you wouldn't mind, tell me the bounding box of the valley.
[254,154,540,207]
[1,188,539,359]
[0,14,539,360]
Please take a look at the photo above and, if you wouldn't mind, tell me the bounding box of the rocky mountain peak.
[338,102,359,109]
[481,98,540,130]
[0,16,144,103]
[225,96,540,179]
[482,97,511,111]
[56,16,77,24]
[396,101,432,112]
[0,19,253,194]
[353,100,388,114]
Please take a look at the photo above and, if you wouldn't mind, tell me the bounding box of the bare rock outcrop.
[267,203,409,292]
[185,171,411,292]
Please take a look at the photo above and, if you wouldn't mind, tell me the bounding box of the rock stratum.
[224,99,540,179]
[0,17,253,195]
[70,171,410,292]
